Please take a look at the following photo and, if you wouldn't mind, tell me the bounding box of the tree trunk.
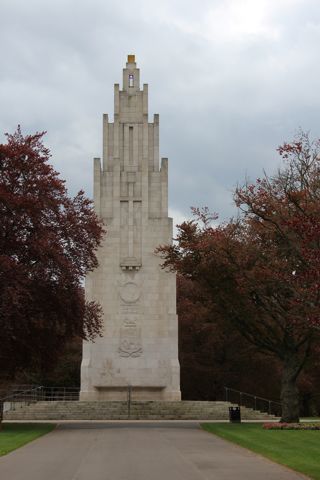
[280,355,301,423]
[0,401,3,431]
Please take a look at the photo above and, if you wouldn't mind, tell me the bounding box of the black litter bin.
[229,406,241,423]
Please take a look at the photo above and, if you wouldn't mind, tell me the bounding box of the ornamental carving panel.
[119,319,142,357]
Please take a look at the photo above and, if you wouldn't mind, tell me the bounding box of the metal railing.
[7,385,80,402]
[40,387,80,401]
[224,386,282,417]
[0,385,80,417]
[0,385,45,420]
[127,385,132,419]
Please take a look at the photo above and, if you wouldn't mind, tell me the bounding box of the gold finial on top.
[127,54,135,63]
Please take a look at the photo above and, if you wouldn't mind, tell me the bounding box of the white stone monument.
[80,55,181,401]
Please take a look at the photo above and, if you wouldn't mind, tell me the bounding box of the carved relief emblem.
[119,320,142,357]
[120,282,140,304]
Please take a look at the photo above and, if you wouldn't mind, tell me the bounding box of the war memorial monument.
[3,57,274,423]
[80,55,181,401]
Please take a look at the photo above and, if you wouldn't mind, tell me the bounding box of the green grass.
[202,423,320,479]
[0,423,55,456]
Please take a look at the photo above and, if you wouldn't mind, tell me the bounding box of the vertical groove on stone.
[102,114,108,171]
[108,123,114,172]
[124,124,129,169]
[129,126,133,166]
[153,114,159,173]
[120,201,129,259]
[161,158,168,217]
[93,157,101,216]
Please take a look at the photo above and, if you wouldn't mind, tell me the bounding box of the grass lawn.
[0,423,55,456]
[202,423,320,480]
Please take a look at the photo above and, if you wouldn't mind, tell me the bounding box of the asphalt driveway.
[0,422,306,479]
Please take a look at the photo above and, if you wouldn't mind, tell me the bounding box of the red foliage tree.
[177,275,282,403]
[158,132,320,422]
[0,127,105,378]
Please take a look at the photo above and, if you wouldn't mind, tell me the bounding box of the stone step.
[4,400,277,421]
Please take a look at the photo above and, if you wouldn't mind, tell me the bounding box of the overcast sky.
[1,0,319,225]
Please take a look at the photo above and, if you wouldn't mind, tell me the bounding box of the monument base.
[80,387,181,401]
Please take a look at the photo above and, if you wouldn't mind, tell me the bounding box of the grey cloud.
[1,0,319,225]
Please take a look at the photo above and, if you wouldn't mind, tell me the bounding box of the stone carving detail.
[119,319,142,357]
[120,281,140,304]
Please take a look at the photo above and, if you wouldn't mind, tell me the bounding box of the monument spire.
[80,56,181,401]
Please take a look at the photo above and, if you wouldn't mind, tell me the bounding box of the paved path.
[0,422,306,480]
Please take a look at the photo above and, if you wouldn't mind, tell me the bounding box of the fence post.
[254,396,257,411]
[127,385,132,419]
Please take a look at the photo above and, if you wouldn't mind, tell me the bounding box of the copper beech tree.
[177,274,283,403]
[0,127,105,378]
[158,132,320,423]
